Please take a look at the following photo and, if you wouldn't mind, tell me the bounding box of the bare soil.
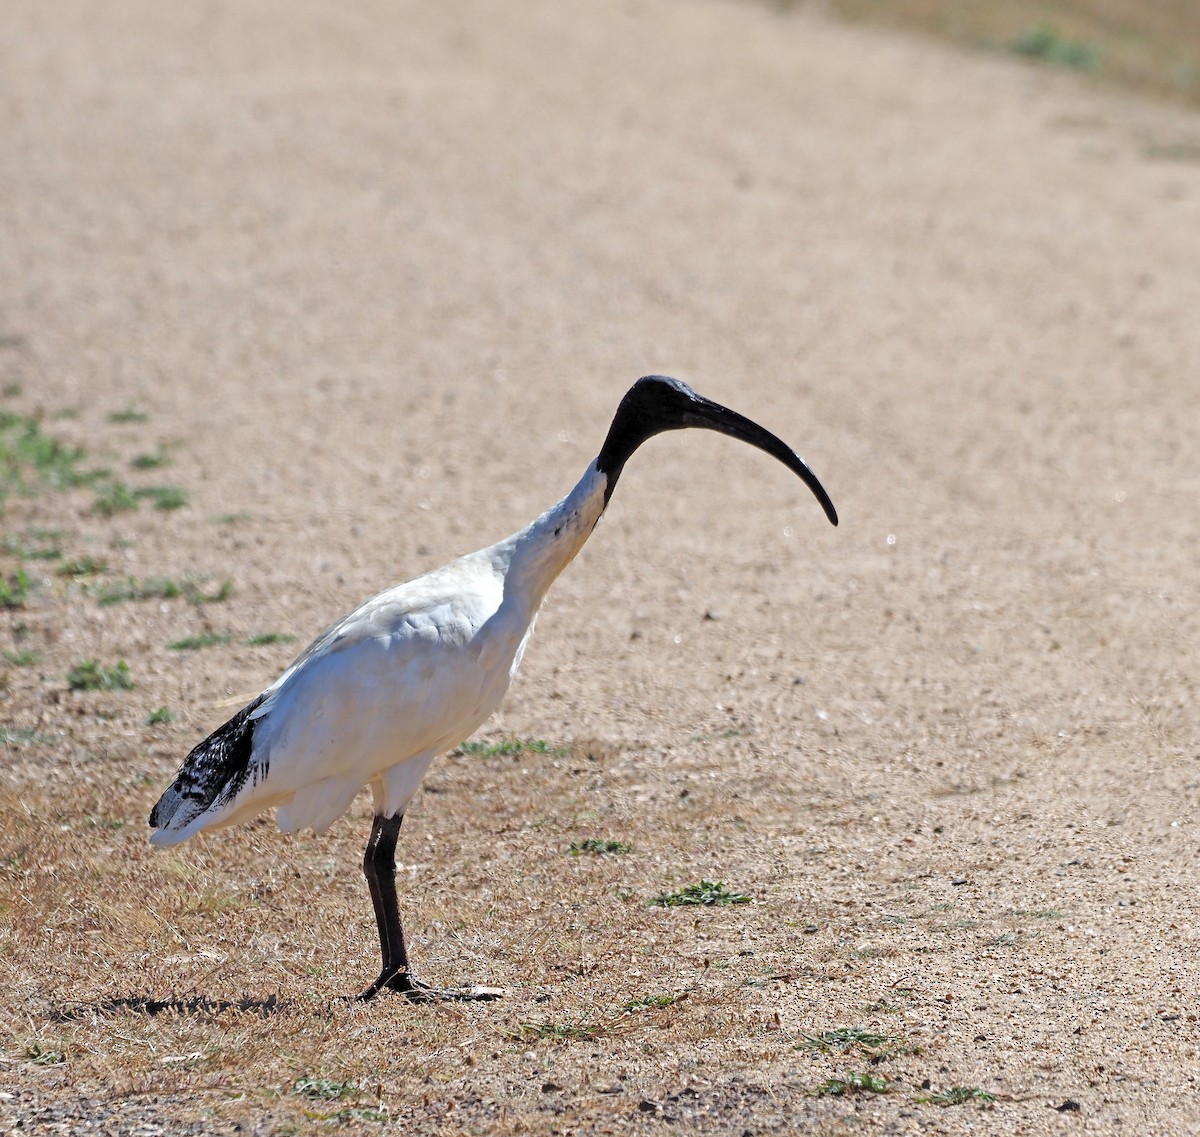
[2,1,1200,1134]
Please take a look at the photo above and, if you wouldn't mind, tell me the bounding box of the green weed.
[1012,25,1101,71]
[814,1071,891,1097]
[0,568,31,608]
[620,994,680,1012]
[801,1027,895,1057]
[246,632,296,646]
[0,727,63,747]
[138,484,189,510]
[67,659,134,691]
[0,411,95,503]
[649,880,752,907]
[4,649,38,666]
[568,838,634,856]
[169,632,232,651]
[147,706,177,725]
[918,1086,997,1106]
[92,576,232,606]
[107,407,147,424]
[457,738,567,758]
[291,1076,355,1100]
[130,449,171,470]
[24,1044,66,1066]
[2,533,62,559]
[56,556,108,578]
[92,480,139,516]
[512,1020,604,1042]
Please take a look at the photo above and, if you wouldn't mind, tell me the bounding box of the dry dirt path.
[2,1,1200,1133]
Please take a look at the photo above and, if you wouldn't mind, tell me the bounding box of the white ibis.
[150,375,837,1001]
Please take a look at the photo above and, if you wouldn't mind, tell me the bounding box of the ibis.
[150,375,837,1001]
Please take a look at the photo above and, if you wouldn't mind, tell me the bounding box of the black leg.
[357,812,504,1003]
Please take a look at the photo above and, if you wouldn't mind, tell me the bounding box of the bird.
[149,375,837,1002]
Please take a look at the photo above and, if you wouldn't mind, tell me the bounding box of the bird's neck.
[495,463,610,614]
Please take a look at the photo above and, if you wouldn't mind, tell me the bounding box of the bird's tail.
[149,693,266,845]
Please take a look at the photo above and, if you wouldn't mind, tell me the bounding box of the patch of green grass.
[130,448,171,470]
[67,659,134,692]
[649,880,752,908]
[0,568,31,608]
[0,411,96,504]
[91,576,232,606]
[0,727,63,747]
[813,1071,891,1097]
[246,632,296,646]
[4,649,39,666]
[56,556,108,578]
[801,1027,895,1057]
[1012,24,1101,71]
[457,738,568,758]
[308,1108,388,1124]
[511,1020,605,1042]
[137,484,189,511]
[620,994,681,1012]
[918,1086,997,1106]
[147,706,178,725]
[92,480,139,516]
[108,406,148,424]
[2,533,62,560]
[24,1044,66,1066]
[169,631,232,651]
[568,838,634,856]
[84,815,126,831]
[291,1076,356,1101]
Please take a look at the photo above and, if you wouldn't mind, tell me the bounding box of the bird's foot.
[358,968,504,1003]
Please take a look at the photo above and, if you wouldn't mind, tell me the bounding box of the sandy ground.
[3,0,1200,1133]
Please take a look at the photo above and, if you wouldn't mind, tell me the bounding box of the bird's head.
[595,375,838,525]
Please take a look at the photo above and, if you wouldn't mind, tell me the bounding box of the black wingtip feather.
[149,693,267,829]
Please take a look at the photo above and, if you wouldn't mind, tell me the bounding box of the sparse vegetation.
[92,576,232,606]
[147,706,177,725]
[620,994,681,1012]
[56,556,108,578]
[4,648,38,666]
[3,531,62,559]
[139,484,189,510]
[0,727,62,747]
[568,838,634,855]
[456,737,568,757]
[291,1076,356,1101]
[247,632,296,646]
[0,410,95,504]
[819,0,1200,107]
[0,567,31,608]
[649,880,752,907]
[814,1071,891,1097]
[513,1020,605,1042]
[918,1086,998,1105]
[66,659,134,691]
[92,479,139,516]
[801,1027,895,1057]
[107,407,148,424]
[1012,24,1100,71]
[131,448,171,470]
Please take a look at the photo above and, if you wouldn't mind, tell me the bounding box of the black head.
[595,375,838,525]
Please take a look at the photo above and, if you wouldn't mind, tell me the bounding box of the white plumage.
[150,376,836,1001]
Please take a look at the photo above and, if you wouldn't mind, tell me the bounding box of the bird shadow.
[48,993,288,1022]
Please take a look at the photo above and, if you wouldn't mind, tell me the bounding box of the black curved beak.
[596,375,838,526]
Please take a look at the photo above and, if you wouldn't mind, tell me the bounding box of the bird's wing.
[150,551,509,842]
